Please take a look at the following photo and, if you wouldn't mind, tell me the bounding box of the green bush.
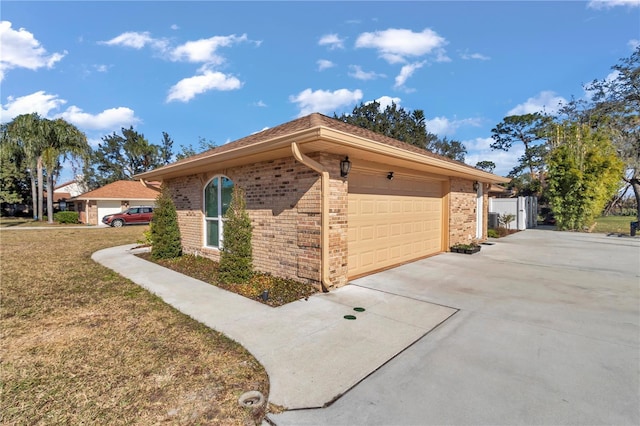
[150,188,182,259]
[53,211,79,224]
[219,186,253,284]
[487,228,499,238]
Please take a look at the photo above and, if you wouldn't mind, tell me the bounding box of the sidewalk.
[92,244,456,409]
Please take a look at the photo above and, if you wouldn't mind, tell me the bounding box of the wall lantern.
[387,172,394,180]
[473,181,479,191]
[340,156,352,178]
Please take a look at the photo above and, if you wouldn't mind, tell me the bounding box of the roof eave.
[135,124,510,185]
[134,127,322,181]
[311,127,511,184]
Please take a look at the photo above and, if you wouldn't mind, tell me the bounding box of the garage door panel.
[348,171,443,277]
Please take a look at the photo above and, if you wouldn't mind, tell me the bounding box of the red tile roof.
[73,180,160,200]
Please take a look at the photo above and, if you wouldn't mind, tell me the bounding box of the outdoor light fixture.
[387,172,394,180]
[473,181,479,191]
[340,156,352,178]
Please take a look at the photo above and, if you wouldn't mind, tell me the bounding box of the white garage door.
[348,170,443,278]
[97,201,123,225]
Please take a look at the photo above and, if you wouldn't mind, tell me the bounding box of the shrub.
[150,188,182,260]
[219,186,253,284]
[487,228,499,238]
[53,211,80,224]
[498,213,516,230]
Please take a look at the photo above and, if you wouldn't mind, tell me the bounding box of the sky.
[1,0,639,184]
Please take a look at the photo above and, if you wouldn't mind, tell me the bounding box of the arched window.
[204,176,233,248]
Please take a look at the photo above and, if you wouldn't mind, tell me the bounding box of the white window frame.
[203,175,232,249]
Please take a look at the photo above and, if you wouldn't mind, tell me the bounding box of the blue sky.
[1,1,638,183]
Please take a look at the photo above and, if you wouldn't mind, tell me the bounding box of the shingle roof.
[73,180,160,200]
[171,112,460,167]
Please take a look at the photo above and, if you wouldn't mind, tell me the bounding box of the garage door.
[97,201,123,225]
[348,170,443,278]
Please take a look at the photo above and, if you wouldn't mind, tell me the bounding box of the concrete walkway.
[92,245,456,409]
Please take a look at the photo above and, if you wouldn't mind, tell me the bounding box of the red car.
[102,206,154,227]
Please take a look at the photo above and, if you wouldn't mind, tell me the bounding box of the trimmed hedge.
[54,211,79,224]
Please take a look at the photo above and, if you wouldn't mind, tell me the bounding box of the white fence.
[488,196,537,230]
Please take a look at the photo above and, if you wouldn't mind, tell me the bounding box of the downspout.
[291,142,330,292]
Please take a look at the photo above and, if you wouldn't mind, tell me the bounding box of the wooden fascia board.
[314,127,511,184]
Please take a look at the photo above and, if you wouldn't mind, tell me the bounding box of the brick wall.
[449,177,479,246]
[320,152,349,288]
[165,154,352,289]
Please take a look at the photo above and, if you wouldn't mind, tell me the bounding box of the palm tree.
[41,118,89,224]
[3,113,45,220]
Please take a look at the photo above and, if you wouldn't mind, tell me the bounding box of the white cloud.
[317,59,335,71]
[0,21,67,81]
[289,88,363,117]
[587,0,639,9]
[372,96,401,110]
[349,65,384,80]
[102,30,254,102]
[59,106,140,130]
[0,90,140,131]
[394,61,425,89]
[460,51,490,61]
[171,24,179,30]
[169,34,248,64]
[0,91,66,122]
[166,70,242,102]
[94,64,108,72]
[425,116,482,136]
[101,31,158,49]
[319,33,345,50]
[355,28,447,64]
[507,91,567,115]
[464,137,523,176]
[253,100,267,107]
[628,39,640,49]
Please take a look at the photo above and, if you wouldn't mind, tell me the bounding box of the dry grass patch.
[1,227,269,425]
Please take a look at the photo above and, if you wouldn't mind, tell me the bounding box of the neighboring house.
[72,180,161,225]
[43,179,88,212]
[488,183,513,198]
[136,113,510,291]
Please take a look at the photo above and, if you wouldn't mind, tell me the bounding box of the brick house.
[136,113,509,291]
[72,180,160,225]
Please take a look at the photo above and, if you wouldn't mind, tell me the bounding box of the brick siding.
[449,177,481,246]
[165,153,348,289]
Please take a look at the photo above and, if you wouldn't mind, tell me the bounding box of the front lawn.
[0,227,269,425]
[591,215,638,235]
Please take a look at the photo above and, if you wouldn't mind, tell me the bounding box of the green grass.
[592,215,638,235]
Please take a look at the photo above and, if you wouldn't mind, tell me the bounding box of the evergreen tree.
[219,186,253,284]
[150,188,182,259]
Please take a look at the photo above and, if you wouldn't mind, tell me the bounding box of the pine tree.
[150,188,182,259]
[219,186,253,284]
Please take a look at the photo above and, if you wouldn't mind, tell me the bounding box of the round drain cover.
[354,307,365,312]
[344,314,357,320]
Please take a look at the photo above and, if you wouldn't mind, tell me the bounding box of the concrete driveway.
[270,229,640,425]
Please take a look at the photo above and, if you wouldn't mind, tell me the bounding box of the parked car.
[102,206,154,227]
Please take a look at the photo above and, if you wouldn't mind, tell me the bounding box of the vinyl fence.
[488,196,537,230]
